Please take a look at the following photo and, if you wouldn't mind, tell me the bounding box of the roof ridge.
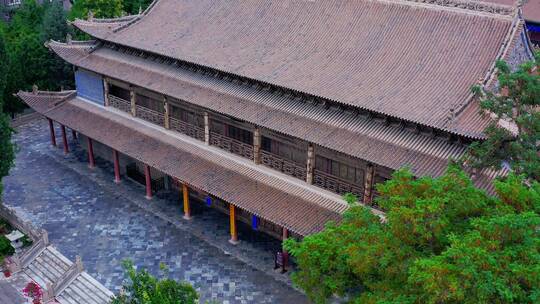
[395,0,519,16]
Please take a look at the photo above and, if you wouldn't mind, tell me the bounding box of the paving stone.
[3,119,309,304]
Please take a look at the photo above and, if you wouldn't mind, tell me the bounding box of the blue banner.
[251,215,258,230]
[205,196,212,207]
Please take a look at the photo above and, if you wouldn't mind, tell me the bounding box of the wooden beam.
[48,119,56,147]
[229,204,239,244]
[103,78,110,107]
[61,125,69,154]
[163,97,170,129]
[306,144,315,184]
[87,137,95,169]
[130,90,136,117]
[182,183,192,220]
[144,164,152,200]
[204,112,210,145]
[253,127,261,164]
[363,164,375,204]
[113,149,121,183]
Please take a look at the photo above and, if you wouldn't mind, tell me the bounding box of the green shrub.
[0,235,14,256]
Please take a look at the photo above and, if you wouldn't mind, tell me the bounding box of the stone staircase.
[1,204,114,303]
[22,245,114,304]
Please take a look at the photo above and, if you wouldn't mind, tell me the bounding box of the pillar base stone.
[145,195,153,200]
[183,214,192,220]
[228,238,239,245]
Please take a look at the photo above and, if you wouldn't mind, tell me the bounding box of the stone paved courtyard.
[2,118,309,304]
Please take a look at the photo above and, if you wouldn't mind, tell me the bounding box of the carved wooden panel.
[313,169,364,198]
[170,117,205,141]
[260,150,306,180]
[210,132,254,160]
[109,95,131,113]
[136,105,165,126]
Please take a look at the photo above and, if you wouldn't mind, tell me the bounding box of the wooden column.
[61,125,69,154]
[130,90,137,117]
[306,144,315,184]
[182,183,192,220]
[282,228,289,272]
[229,204,239,244]
[48,119,56,147]
[113,149,121,183]
[71,129,77,141]
[363,164,375,204]
[103,78,110,107]
[204,112,210,145]
[87,137,95,169]
[144,164,152,200]
[253,128,261,164]
[163,97,170,129]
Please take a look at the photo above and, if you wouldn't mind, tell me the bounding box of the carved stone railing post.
[103,78,110,107]
[363,164,375,204]
[204,112,210,145]
[253,128,261,165]
[43,282,55,303]
[306,144,315,184]
[130,90,136,117]
[49,255,84,300]
[163,97,170,129]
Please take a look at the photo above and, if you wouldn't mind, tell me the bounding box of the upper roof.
[524,0,540,23]
[72,0,521,132]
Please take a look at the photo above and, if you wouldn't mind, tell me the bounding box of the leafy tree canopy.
[466,53,540,180]
[285,165,540,304]
[68,0,123,20]
[111,260,199,304]
[0,30,15,197]
[1,0,73,116]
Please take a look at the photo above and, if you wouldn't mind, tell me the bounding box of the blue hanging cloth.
[206,196,212,207]
[251,215,258,230]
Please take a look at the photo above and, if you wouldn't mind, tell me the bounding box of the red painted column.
[282,228,289,272]
[87,137,95,169]
[144,164,152,200]
[113,150,121,183]
[48,119,56,147]
[61,125,69,154]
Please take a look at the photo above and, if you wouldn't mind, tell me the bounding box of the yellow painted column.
[182,184,192,220]
[229,204,239,244]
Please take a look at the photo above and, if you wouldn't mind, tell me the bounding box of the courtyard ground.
[2,118,309,304]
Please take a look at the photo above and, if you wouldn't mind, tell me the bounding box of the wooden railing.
[260,150,306,180]
[210,132,254,160]
[136,105,165,126]
[169,117,205,141]
[313,169,364,198]
[108,95,131,113]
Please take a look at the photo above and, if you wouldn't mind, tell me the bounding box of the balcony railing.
[260,150,306,180]
[210,132,254,160]
[136,105,165,126]
[108,95,131,113]
[313,169,364,198]
[170,117,205,141]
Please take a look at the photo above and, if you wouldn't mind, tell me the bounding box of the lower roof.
[18,91,351,236]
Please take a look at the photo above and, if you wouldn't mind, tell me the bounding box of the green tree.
[40,0,73,90]
[68,0,123,20]
[2,0,46,116]
[0,111,15,198]
[284,166,540,304]
[122,0,153,15]
[466,54,540,180]
[111,260,199,304]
